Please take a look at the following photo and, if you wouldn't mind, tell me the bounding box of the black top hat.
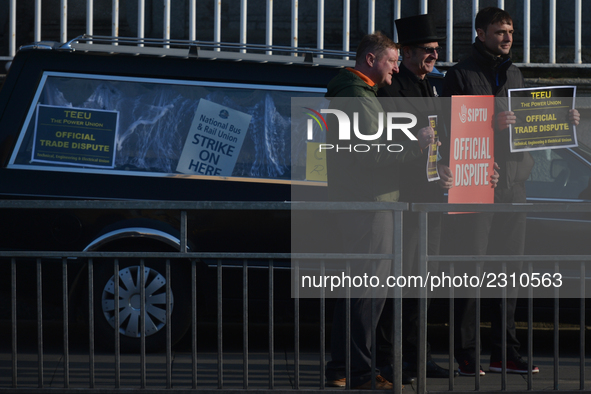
[395,14,446,46]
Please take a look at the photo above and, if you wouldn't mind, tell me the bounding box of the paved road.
[0,322,589,391]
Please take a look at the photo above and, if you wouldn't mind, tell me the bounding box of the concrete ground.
[0,322,589,391]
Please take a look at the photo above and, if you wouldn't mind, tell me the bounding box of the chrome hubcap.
[101,266,173,338]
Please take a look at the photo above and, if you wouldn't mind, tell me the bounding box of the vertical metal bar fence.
[1,0,590,67]
[0,201,590,393]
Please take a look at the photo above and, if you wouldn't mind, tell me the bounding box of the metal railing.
[413,202,590,393]
[0,200,589,392]
[0,0,588,66]
[1,200,405,392]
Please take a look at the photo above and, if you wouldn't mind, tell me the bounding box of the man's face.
[403,42,439,79]
[478,21,513,56]
[369,47,400,88]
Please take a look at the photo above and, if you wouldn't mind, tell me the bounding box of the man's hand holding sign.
[508,86,580,152]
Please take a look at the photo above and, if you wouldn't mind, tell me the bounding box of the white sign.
[177,99,251,176]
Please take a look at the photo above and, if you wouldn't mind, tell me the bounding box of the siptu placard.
[508,86,577,152]
[32,104,119,168]
[448,95,495,207]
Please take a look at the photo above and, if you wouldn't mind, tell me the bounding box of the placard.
[305,142,327,181]
[426,115,440,182]
[448,96,495,206]
[508,86,577,152]
[177,99,251,176]
[32,104,118,168]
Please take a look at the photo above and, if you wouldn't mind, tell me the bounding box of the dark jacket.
[443,39,534,190]
[378,63,446,203]
[325,68,423,202]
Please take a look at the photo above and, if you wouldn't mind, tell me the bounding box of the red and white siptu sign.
[448,95,495,207]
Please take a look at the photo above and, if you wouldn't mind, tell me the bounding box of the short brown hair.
[475,7,513,32]
[355,32,399,65]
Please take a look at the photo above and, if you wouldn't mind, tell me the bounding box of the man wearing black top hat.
[378,13,457,379]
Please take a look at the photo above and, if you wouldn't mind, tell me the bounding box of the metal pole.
[62,258,70,388]
[345,261,351,389]
[553,262,559,389]
[217,259,223,389]
[87,259,95,388]
[317,0,324,57]
[448,264,455,390]
[580,261,586,390]
[266,0,273,55]
[501,263,507,389]
[35,0,42,42]
[240,0,247,52]
[343,0,350,58]
[291,0,298,55]
[575,0,582,63]
[475,262,481,390]
[523,0,531,63]
[86,0,93,38]
[393,210,403,394]
[472,0,478,41]
[417,212,428,394]
[294,259,300,389]
[446,0,453,63]
[243,259,249,389]
[269,259,275,389]
[140,259,146,389]
[393,0,401,43]
[527,263,534,390]
[214,0,221,50]
[163,0,170,48]
[37,259,44,388]
[9,0,15,57]
[189,0,196,41]
[60,0,67,43]
[549,0,556,63]
[371,274,377,389]
[180,211,187,253]
[191,260,197,389]
[137,0,145,45]
[368,0,375,34]
[11,259,17,387]
[111,0,118,38]
[166,259,172,389]
[319,261,326,389]
[114,259,121,388]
